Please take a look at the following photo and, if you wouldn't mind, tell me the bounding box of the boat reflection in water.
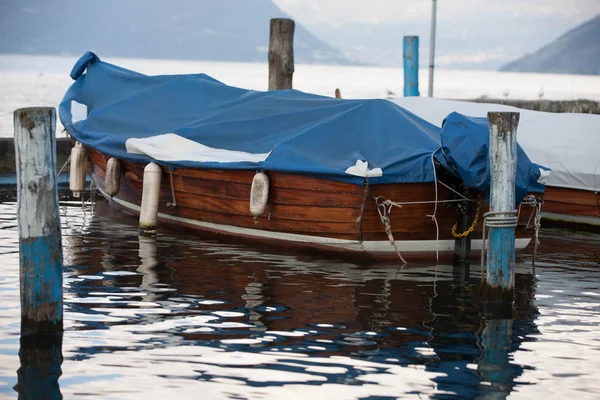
[15,199,545,398]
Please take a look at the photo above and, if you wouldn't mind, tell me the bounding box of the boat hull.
[541,186,600,232]
[88,148,537,260]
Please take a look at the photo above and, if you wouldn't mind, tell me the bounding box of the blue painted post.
[485,112,519,304]
[14,107,63,334]
[403,36,419,96]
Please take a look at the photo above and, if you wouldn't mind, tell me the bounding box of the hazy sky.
[273,0,600,68]
[274,0,599,25]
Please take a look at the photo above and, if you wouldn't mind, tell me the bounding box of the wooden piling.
[484,112,519,304]
[268,18,295,90]
[14,107,63,334]
[403,36,419,96]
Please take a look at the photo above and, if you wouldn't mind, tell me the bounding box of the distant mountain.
[0,0,355,65]
[500,15,600,75]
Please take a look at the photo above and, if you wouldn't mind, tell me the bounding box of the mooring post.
[484,112,519,305]
[14,107,63,334]
[268,18,295,90]
[403,36,419,97]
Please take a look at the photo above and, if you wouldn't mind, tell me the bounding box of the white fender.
[104,157,121,197]
[69,142,87,198]
[139,162,162,235]
[250,172,269,217]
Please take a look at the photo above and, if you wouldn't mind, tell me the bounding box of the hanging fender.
[104,157,121,197]
[139,162,162,236]
[250,172,269,217]
[69,142,88,198]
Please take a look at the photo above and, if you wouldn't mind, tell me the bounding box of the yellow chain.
[451,200,481,238]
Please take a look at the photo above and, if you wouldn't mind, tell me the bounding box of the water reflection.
[15,333,63,400]
[66,200,541,397]
[1,199,599,398]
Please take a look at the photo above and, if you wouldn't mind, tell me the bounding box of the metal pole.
[428,0,437,97]
[403,36,419,97]
[484,112,519,304]
[452,185,474,267]
[14,107,64,334]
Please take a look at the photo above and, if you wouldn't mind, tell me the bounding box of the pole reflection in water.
[15,333,63,400]
[477,318,520,398]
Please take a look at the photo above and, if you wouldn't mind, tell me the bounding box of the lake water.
[1,199,600,399]
[1,53,600,137]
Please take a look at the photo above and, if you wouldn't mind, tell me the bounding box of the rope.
[374,148,478,263]
[426,147,441,262]
[521,195,544,271]
[167,169,177,209]
[437,179,476,202]
[480,210,518,283]
[57,154,71,177]
[375,197,407,265]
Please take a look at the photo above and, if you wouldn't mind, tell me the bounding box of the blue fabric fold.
[437,112,549,206]
[69,51,99,80]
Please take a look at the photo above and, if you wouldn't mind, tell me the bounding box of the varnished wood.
[362,182,460,241]
[543,186,600,217]
[89,148,364,239]
[88,147,543,252]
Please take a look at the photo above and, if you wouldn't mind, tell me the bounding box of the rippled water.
[0,199,599,399]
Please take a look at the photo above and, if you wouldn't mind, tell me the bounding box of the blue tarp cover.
[59,52,546,202]
[59,52,442,185]
[440,113,547,204]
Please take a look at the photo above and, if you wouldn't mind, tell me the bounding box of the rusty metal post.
[453,185,475,267]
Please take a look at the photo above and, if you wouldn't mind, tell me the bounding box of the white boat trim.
[103,186,532,254]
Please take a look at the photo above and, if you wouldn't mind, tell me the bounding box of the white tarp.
[126,133,271,164]
[392,97,600,192]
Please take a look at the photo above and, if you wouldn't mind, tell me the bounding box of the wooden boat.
[85,147,540,260]
[60,52,545,261]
